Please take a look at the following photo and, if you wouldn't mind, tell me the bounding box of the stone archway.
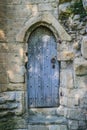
[16,12,71,42]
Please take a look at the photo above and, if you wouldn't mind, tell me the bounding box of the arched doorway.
[27,26,60,108]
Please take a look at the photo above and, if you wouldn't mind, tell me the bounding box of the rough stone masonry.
[0,0,87,130]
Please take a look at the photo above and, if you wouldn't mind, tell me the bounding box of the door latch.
[51,57,56,69]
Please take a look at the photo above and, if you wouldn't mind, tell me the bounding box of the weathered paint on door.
[27,26,59,108]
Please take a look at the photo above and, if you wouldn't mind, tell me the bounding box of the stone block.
[38,3,54,11]
[8,73,24,83]
[1,83,25,92]
[66,108,85,120]
[28,125,68,130]
[0,0,21,5]
[81,36,87,59]
[0,111,8,118]
[56,105,65,116]
[0,103,18,110]
[7,83,25,91]
[6,18,26,42]
[15,91,25,115]
[60,96,67,106]
[0,63,6,72]
[6,4,32,19]
[59,92,79,107]
[60,69,73,89]
[0,84,9,92]
[0,43,23,53]
[82,0,87,11]
[80,97,87,109]
[59,2,71,14]
[0,73,8,84]
[74,57,87,76]
[0,91,25,115]
[78,120,86,129]
[58,51,74,61]
[61,61,73,69]
[74,75,87,89]
[0,53,7,63]
[68,120,79,130]
[21,0,56,4]
[66,90,80,106]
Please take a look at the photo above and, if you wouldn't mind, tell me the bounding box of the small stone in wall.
[81,36,87,59]
[59,2,71,14]
[82,0,87,11]
[58,51,74,61]
[74,57,87,76]
[68,120,79,130]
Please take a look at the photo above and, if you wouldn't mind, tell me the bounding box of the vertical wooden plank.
[28,41,36,107]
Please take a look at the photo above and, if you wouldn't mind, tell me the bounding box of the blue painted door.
[27,26,59,108]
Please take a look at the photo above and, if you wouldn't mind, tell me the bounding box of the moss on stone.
[59,0,87,21]
[0,117,16,130]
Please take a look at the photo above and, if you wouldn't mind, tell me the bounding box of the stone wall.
[0,0,87,130]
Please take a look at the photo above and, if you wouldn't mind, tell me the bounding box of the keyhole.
[52,64,55,69]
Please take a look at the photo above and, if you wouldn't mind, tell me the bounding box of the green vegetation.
[59,0,87,21]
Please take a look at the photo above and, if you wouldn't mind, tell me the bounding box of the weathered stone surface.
[14,91,25,115]
[38,3,57,11]
[0,111,8,118]
[29,108,57,116]
[0,84,9,92]
[73,15,80,21]
[0,83,25,92]
[74,57,87,75]
[0,53,7,63]
[68,120,79,130]
[82,0,87,11]
[58,51,74,61]
[80,97,87,109]
[0,43,23,53]
[81,36,87,59]
[0,73,8,84]
[74,75,87,89]
[0,103,18,110]
[0,63,6,72]
[13,117,27,129]
[16,12,71,42]
[61,61,73,69]
[59,88,80,107]
[59,2,71,14]
[0,91,24,115]
[8,83,25,91]
[8,73,24,83]
[60,69,74,89]
[56,106,64,116]
[28,125,68,130]
[60,95,79,107]
[78,120,87,129]
[66,108,85,120]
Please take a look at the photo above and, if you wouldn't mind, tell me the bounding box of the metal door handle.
[51,57,56,64]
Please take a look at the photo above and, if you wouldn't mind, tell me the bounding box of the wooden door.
[27,26,59,108]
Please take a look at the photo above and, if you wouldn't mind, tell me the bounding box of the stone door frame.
[16,12,71,113]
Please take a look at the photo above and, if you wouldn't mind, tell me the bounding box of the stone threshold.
[29,108,57,116]
[28,115,67,125]
[28,108,67,125]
